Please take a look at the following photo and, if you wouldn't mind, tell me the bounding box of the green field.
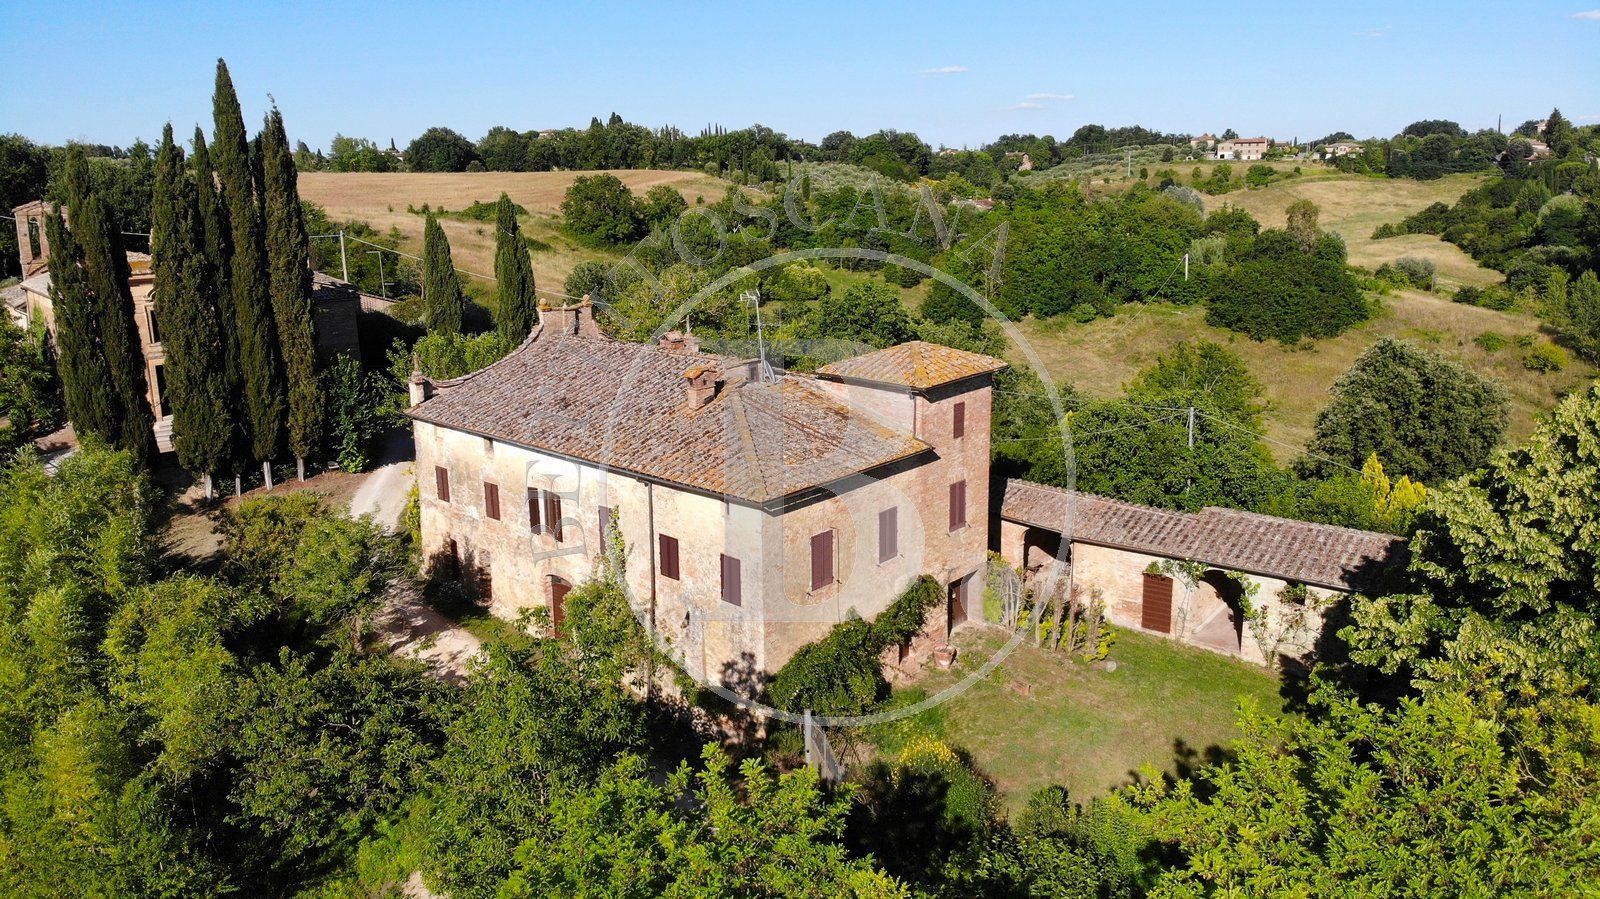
[901,627,1282,807]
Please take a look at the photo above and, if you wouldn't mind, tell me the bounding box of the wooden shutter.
[1141,573,1174,633]
[810,531,834,590]
[720,554,741,606]
[659,534,680,580]
[598,505,613,541]
[949,480,966,531]
[483,482,500,520]
[435,466,450,503]
[953,401,966,438]
[878,507,898,563]
[544,492,563,541]
[527,488,542,533]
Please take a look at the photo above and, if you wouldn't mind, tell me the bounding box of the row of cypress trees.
[144,59,322,493]
[419,193,539,341]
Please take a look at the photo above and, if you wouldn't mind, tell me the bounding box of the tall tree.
[191,126,248,488]
[151,125,232,495]
[62,148,155,467]
[43,205,119,444]
[213,58,286,483]
[422,214,464,334]
[493,193,538,340]
[261,107,322,480]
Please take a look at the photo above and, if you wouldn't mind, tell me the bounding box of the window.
[543,491,563,541]
[482,437,494,458]
[435,466,450,502]
[146,308,160,345]
[659,534,680,580]
[527,487,542,532]
[953,401,965,439]
[25,218,41,259]
[949,480,967,531]
[720,554,742,606]
[598,505,613,541]
[483,482,500,520]
[878,507,898,563]
[810,530,835,590]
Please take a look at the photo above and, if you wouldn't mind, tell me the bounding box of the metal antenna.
[744,289,776,384]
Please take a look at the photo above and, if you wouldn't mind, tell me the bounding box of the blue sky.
[2,1,1596,151]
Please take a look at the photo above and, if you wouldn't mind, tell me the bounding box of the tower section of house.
[8,200,361,450]
[406,303,1007,689]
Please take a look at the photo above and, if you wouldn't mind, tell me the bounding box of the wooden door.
[948,576,969,632]
[550,578,571,637]
[1141,573,1173,633]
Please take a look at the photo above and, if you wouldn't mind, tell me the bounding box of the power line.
[318,230,586,301]
[1194,408,1370,478]
[0,212,151,242]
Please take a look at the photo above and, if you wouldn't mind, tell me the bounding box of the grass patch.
[893,627,1281,808]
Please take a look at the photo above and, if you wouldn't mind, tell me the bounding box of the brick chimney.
[683,364,720,410]
[407,353,433,406]
[658,330,700,354]
[537,294,604,340]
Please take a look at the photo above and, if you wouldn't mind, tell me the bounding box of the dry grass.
[299,170,737,296]
[1009,291,1593,458]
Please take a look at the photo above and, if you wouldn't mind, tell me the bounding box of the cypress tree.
[422,214,464,334]
[261,107,322,480]
[152,125,232,495]
[494,193,538,340]
[62,148,155,467]
[192,127,248,488]
[43,204,119,443]
[213,58,286,482]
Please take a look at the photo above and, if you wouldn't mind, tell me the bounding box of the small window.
[720,554,742,606]
[527,487,542,533]
[598,505,614,540]
[147,307,160,345]
[953,401,965,439]
[810,530,835,590]
[660,534,680,580]
[435,466,450,503]
[543,491,563,541]
[483,482,500,520]
[25,217,42,258]
[948,480,967,531]
[482,436,494,458]
[878,507,898,563]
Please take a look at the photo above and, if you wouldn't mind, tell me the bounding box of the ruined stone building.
[7,200,361,451]
[409,300,1405,687]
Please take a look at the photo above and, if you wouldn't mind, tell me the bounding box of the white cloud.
[920,65,969,75]
[1026,92,1075,101]
[1571,9,1600,18]
[999,101,1045,111]
[1354,25,1391,37]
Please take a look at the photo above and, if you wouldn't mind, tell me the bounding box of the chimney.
[683,365,720,410]
[407,353,433,406]
[658,330,700,354]
[536,294,604,340]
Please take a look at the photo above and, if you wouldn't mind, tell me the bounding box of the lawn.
[897,626,1282,808]
[299,170,737,302]
[1007,291,1593,457]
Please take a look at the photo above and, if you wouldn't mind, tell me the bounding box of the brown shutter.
[599,505,613,541]
[1141,573,1174,633]
[810,530,834,590]
[483,482,500,520]
[659,534,680,580]
[721,554,741,606]
[435,466,450,503]
[878,507,898,563]
[954,401,966,438]
[528,487,542,533]
[949,480,966,531]
[543,492,563,541]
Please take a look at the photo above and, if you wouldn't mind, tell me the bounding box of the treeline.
[0,134,155,277]
[1330,109,1600,180]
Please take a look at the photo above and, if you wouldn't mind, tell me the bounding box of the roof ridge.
[1197,505,1398,539]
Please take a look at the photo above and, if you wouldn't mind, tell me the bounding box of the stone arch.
[1188,569,1245,655]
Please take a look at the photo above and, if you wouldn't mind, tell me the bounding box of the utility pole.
[1185,406,1196,495]
[338,230,349,282]
[365,250,388,298]
[1184,253,1190,281]
[1126,147,1133,178]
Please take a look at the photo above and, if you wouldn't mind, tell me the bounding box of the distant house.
[1003,151,1034,171]
[1217,137,1271,161]
[1321,140,1364,158]
[1189,133,1217,150]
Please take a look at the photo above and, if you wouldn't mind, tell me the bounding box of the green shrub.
[1395,256,1436,289]
[1455,285,1484,305]
[1522,343,1567,372]
[1474,332,1508,352]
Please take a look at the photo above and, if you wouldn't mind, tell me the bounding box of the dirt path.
[349,429,416,532]
[372,580,483,684]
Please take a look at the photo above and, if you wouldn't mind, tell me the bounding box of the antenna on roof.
[743,289,776,384]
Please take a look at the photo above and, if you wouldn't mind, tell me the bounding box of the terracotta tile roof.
[815,340,1007,390]
[407,335,931,504]
[1000,478,1404,591]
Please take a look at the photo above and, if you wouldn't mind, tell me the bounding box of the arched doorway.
[548,576,572,637]
[1188,569,1245,655]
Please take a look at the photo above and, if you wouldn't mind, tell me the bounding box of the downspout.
[646,480,659,700]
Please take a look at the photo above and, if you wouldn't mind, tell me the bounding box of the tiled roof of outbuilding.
[1000,479,1404,591]
[408,335,931,504]
[816,341,1007,390]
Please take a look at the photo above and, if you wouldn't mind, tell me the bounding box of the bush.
[1395,256,1436,289]
[1473,332,1508,352]
[1522,343,1567,372]
[1455,285,1484,305]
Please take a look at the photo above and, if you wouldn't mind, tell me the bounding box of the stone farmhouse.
[409,299,1406,690]
[1215,136,1271,161]
[9,200,362,451]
